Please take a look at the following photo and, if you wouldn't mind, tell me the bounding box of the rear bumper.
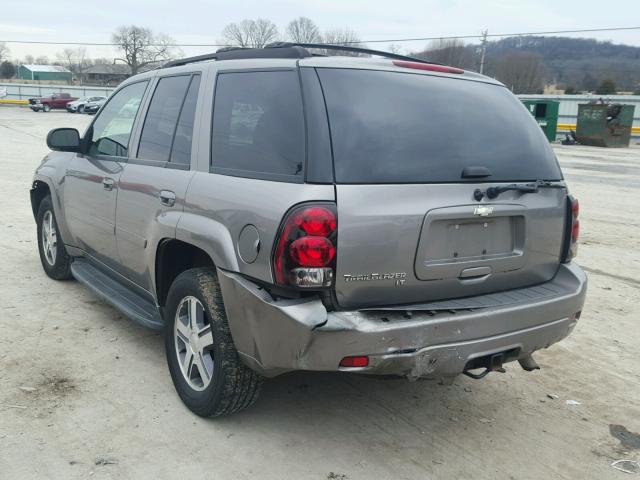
[218,263,587,380]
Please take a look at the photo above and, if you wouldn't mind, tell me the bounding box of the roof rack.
[162,45,311,68]
[265,42,442,65]
[162,43,441,69]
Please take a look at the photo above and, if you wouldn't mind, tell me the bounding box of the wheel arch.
[155,239,217,308]
[30,180,51,219]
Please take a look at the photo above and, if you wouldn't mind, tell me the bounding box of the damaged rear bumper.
[218,263,587,380]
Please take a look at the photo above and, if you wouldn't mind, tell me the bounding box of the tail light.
[563,196,580,262]
[273,204,337,288]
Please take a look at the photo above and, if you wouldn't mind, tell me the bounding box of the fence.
[0,82,115,102]
[1,82,638,139]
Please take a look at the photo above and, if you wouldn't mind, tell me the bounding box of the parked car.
[83,97,107,115]
[29,92,77,112]
[66,96,107,114]
[30,44,587,417]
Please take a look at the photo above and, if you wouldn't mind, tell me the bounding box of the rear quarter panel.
[179,174,334,282]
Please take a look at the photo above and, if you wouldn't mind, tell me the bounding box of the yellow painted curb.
[558,123,640,134]
[0,99,29,105]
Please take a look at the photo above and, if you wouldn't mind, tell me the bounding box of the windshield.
[316,68,562,184]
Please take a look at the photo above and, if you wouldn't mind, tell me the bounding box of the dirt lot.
[1,106,639,479]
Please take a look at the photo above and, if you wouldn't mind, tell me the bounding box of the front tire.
[42,104,51,112]
[78,105,84,114]
[37,195,72,280]
[164,268,262,417]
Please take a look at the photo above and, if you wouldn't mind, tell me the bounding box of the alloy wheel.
[41,210,57,266]
[174,296,215,391]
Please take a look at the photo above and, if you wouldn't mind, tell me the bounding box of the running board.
[71,259,163,330]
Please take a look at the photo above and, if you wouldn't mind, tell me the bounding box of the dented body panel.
[218,262,587,379]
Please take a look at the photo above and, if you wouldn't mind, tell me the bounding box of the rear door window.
[316,68,562,184]
[138,75,192,162]
[211,70,305,181]
[170,75,201,165]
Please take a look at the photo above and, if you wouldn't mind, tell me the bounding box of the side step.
[71,259,163,330]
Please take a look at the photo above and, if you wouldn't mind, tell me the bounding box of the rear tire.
[164,267,262,417]
[78,105,84,114]
[36,195,72,280]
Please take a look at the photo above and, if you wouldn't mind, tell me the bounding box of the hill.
[413,36,640,93]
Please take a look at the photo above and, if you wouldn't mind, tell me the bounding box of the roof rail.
[161,43,442,69]
[162,45,311,69]
[265,42,442,65]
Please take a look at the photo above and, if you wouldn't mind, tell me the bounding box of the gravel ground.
[1,107,639,479]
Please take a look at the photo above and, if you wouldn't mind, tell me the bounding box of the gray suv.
[30,44,587,417]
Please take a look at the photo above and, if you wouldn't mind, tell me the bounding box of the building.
[17,65,73,82]
[81,64,131,86]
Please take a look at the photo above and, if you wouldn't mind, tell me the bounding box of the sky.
[1,0,639,62]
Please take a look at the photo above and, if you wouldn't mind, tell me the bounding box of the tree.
[322,28,366,56]
[24,55,35,64]
[564,85,577,95]
[596,79,616,95]
[56,47,91,83]
[35,55,49,65]
[417,39,477,70]
[0,42,10,63]
[221,19,279,48]
[495,52,545,94]
[286,17,321,43]
[0,61,16,79]
[112,25,176,75]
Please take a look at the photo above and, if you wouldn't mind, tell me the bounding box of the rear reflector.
[392,60,464,74]
[340,356,369,368]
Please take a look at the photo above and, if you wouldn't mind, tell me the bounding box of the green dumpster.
[575,103,635,147]
[522,100,559,142]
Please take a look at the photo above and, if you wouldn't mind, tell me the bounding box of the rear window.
[317,69,562,184]
[211,70,305,181]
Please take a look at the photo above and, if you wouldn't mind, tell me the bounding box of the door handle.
[159,190,176,207]
[102,177,115,191]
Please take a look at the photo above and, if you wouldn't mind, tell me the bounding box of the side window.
[137,74,200,163]
[170,75,201,165]
[211,70,305,180]
[88,81,147,158]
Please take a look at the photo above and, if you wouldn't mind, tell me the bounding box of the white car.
[66,96,106,114]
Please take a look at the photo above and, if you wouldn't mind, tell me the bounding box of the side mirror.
[46,128,80,152]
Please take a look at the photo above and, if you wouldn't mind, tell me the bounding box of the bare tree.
[56,47,91,82]
[417,39,477,69]
[322,28,366,56]
[221,19,279,48]
[0,42,10,63]
[286,17,321,43]
[35,55,49,65]
[24,55,35,64]
[495,52,545,94]
[112,25,176,75]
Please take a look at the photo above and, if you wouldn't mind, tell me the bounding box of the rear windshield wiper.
[475,180,565,200]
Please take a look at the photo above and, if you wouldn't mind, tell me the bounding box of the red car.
[29,93,77,112]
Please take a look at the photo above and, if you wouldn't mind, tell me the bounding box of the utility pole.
[479,29,488,74]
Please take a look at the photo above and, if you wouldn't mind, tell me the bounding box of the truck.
[29,93,77,112]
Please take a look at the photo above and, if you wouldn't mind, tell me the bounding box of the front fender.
[32,153,76,246]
